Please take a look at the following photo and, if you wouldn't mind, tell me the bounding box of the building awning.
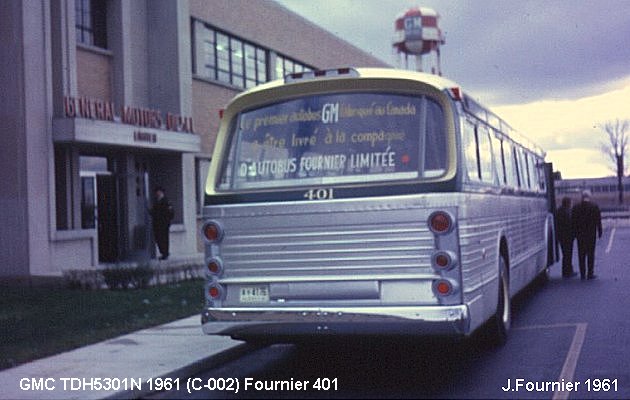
[53,117,201,153]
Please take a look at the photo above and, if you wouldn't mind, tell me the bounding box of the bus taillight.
[432,251,457,271]
[449,87,462,101]
[436,254,449,267]
[207,257,223,275]
[202,221,224,243]
[207,284,224,300]
[433,279,453,296]
[428,211,454,234]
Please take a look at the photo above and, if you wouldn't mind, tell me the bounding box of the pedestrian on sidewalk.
[557,196,576,278]
[150,186,174,260]
[571,190,602,280]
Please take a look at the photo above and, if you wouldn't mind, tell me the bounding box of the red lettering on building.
[166,113,194,133]
[121,106,163,129]
[62,95,194,134]
[64,96,114,121]
[64,96,76,118]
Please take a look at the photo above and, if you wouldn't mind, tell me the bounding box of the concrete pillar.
[0,0,56,277]
[147,0,192,116]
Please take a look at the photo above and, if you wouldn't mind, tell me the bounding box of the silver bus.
[201,68,556,345]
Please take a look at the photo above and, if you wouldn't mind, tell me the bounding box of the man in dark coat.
[556,197,576,278]
[571,190,602,280]
[150,186,174,260]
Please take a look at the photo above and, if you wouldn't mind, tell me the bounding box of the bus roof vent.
[285,68,359,83]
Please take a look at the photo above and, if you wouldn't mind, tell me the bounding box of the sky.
[275,0,630,179]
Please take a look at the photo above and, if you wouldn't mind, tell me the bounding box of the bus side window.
[462,119,480,181]
[536,160,546,192]
[521,149,532,190]
[424,99,447,174]
[512,146,522,188]
[477,125,494,184]
[491,132,506,185]
[519,149,529,190]
[526,152,537,192]
[503,141,518,188]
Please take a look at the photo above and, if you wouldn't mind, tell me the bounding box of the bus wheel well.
[481,242,511,347]
[546,221,556,267]
[499,237,509,276]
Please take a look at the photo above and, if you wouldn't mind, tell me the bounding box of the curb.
[105,343,260,399]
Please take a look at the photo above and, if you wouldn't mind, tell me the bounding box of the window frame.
[275,54,312,80]
[75,0,107,49]
[192,18,314,90]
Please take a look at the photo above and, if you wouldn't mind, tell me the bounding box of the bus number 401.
[304,188,334,200]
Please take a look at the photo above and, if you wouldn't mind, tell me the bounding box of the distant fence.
[601,210,630,219]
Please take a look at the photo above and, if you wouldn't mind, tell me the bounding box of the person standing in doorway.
[150,186,174,260]
[557,197,576,278]
[571,190,602,280]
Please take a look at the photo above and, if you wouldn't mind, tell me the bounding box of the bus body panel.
[201,191,548,338]
[204,193,456,304]
[202,193,469,337]
[457,193,549,328]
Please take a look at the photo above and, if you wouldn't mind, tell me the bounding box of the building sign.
[63,96,194,134]
[133,131,157,143]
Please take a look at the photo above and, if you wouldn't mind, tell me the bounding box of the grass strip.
[0,280,205,371]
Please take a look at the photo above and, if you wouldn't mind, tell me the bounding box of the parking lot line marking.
[514,323,587,400]
[514,323,581,330]
[606,227,616,253]
[553,323,587,400]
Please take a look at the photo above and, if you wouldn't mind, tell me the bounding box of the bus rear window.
[218,93,446,190]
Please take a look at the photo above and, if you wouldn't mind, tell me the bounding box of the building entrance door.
[128,157,154,261]
[97,174,119,262]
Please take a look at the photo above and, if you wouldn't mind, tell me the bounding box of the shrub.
[130,265,154,289]
[102,267,132,290]
[102,265,155,290]
[64,258,202,290]
[63,269,104,290]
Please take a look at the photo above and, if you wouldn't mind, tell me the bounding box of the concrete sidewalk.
[0,316,248,400]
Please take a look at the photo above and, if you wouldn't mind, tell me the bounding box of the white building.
[0,0,389,279]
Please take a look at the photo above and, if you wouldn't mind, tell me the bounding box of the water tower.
[392,7,445,75]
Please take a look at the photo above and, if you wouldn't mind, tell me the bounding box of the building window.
[192,18,312,89]
[275,54,312,79]
[75,0,107,48]
[79,156,108,229]
[216,32,230,84]
[81,176,96,229]
[193,19,270,89]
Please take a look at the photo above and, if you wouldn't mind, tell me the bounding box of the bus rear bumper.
[201,305,470,338]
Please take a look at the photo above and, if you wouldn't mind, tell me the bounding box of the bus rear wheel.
[486,256,511,346]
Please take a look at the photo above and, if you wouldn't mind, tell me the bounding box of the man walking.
[571,190,602,280]
[557,197,576,278]
[150,186,174,260]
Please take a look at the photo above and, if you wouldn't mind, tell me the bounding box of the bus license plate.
[239,286,269,303]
